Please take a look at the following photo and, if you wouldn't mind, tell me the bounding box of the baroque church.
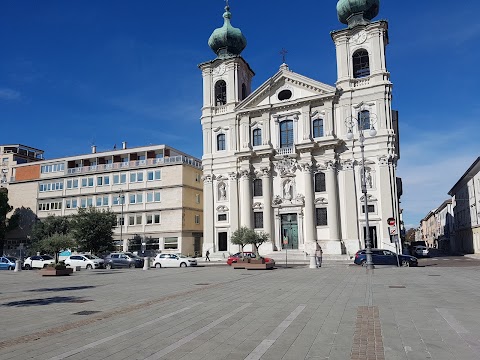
[199,0,401,257]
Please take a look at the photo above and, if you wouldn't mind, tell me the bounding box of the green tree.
[0,188,18,255]
[31,214,71,242]
[32,233,76,263]
[230,226,255,256]
[246,231,270,256]
[71,207,117,254]
[406,228,416,242]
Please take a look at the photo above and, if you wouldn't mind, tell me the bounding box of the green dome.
[337,0,380,25]
[208,6,247,58]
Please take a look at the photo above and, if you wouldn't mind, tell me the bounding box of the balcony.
[276,146,295,156]
[66,156,201,175]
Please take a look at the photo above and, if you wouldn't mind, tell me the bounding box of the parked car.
[354,249,418,267]
[104,252,144,269]
[24,255,55,270]
[65,254,104,269]
[0,256,18,270]
[412,246,429,258]
[153,254,197,268]
[226,252,275,266]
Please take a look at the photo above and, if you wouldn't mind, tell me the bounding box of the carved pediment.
[314,197,328,205]
[359,194,377,202]
[216,205,229,212]
[252,202,263,210]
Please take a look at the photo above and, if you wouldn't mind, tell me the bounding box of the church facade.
[199,0,401,257]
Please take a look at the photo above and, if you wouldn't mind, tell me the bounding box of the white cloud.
[0,88,21,101]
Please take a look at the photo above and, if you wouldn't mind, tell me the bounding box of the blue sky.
[1,1,479,228]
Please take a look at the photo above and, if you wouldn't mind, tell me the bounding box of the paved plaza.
[1,261,480,360]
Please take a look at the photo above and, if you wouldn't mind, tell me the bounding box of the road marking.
[244,305,306,360]
[49,303,202,360]
[436,308,468,334]
[145,303,252,360]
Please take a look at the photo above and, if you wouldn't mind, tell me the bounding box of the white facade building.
[199,1,401,257]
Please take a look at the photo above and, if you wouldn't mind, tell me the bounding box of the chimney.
[122,141,127,150]
[91,145,97,154]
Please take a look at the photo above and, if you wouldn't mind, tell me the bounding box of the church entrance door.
[281,214,298,250]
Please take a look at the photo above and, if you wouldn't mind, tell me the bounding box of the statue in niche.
[363,169,373,188]
[283,180,292,200]
[219,182,227,200]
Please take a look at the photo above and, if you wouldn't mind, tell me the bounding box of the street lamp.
[118,190,125,251]
[345,112,377,271]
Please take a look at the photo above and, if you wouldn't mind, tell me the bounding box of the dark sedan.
[354,249,418,267]
[104,252,144,269]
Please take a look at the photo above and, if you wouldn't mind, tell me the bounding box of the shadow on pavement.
[2,296,89,307]
[28,285,96,292]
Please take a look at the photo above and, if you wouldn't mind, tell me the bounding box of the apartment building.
[0,144,44,185]
[8,143,203,255]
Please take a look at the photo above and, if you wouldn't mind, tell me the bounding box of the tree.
[231,226,255,255]
[32,233,76,263]
[71,207,117,254]
[0,188,17,255]
[406,228,416,242]
[31,214,71,242]
[246,231,270,256]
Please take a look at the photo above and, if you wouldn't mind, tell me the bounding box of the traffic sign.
[388,225,398,236]
[387,217,396,226]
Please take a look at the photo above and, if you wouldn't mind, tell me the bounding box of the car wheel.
[86,264,93,270]
[129,263,135,268]
[180,262,187,267]
[360,260,367,267]
[401,259,410,267]
[105,263,112,270]
[24,264,31,270]
[8,266,13,270]
[155,263,161,268]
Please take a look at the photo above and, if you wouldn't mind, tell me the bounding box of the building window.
[147,170,161,181]
[241,83,247,100]
[254,212,264,229]
[316,208,328,226]
[195,173,201,182]
[358,110,370,130]
[41,163,64,174]
[252,129,262,146]
[146,191,161,202]
[314,172,326,192]
[113,173,127,184]
[118,217,124,226]
[280,120,294,148]
[218,214,227,221]
[130,172,144,183]
[195,215,200,224]
[217,134,226,151]
[312,119,324,138]
[164,237,178,250]
[362,204,375,213]
[215,80,227,106]
[136,215,142,225]
[129,216,135,226]
[129,193,143,204]
[353,49,370,78]
[146,214,161,224]
[195,194,201,204]
[66,179,78,189]
[253,179,263,197]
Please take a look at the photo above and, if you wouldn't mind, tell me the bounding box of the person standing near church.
[205,250,210,262]
[315,241,323,268]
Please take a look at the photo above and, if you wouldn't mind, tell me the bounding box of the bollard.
[309,254,317,269]
[143,257,150,270]
[14,260,22,272]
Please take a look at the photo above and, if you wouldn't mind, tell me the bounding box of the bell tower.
[331,0,389,90]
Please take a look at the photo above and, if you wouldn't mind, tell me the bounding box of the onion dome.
[337,0,380,27]
[208,5,247,58]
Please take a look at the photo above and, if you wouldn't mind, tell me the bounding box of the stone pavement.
[1,262,480,360]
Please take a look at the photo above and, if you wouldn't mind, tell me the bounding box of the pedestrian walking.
[205,250,211,262]
[315,241,323,268]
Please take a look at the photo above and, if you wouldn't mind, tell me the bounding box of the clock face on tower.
[213,63,226,76]
[350,30,367,45]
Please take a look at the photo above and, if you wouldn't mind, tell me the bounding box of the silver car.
[65,254,104,269]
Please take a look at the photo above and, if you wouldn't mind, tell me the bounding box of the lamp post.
[345,112,377,271]
[118,190,125,252]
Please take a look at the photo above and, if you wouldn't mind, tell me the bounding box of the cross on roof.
[280,48,288,63]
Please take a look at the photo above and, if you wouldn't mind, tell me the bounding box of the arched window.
[217,134,226,151]
[357,110,370,130]
[312,119,324,138]
[280,120,294,148]
[253,179,263,196]
[241,83,247,100]
[314,172,326,192]
[215,80,226,106]
[252,129,262,146]
[353,50,370,78]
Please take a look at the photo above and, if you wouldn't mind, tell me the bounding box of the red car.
[226,252,275,266]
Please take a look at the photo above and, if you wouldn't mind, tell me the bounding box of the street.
[1,258,480,360]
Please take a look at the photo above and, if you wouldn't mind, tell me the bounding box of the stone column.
[260,166,273,249]
[202,174,215,253]
[326,161,341,241]
[301,162,316,245]
[240,169,252,228]
[228,172,239,231]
